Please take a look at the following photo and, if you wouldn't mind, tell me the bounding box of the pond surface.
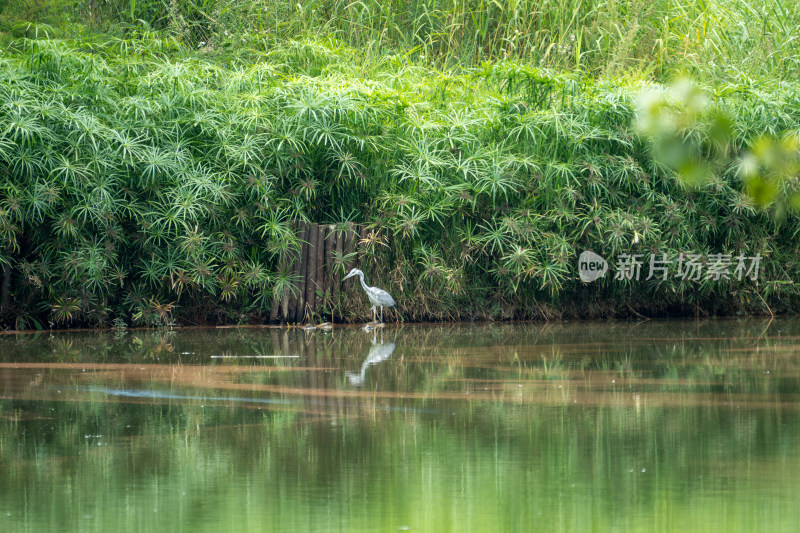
[1,319,800,532]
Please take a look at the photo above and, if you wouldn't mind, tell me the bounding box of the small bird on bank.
[342,268,396,324]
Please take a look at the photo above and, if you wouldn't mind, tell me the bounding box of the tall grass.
[0,35,798,327]
[7,0,797,80]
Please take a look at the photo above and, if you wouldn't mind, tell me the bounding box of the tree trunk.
[332,225,343,305]
[287,221,301,323]
[304,223,319,323]
[323,225,336,321]
[314,224,326,315]
[0,265,10,321]
[295,221,312,324]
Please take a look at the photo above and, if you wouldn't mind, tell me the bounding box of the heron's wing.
[365,342,396,364]
[345,371,365,386]
[368,286,396,307]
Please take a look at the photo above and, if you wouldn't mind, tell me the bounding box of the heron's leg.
[380,306,383,323]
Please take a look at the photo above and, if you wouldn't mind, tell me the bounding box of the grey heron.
[346,340,396,386]
[342,268,396,323]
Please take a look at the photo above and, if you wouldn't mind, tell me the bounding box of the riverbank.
[1,8,799,329]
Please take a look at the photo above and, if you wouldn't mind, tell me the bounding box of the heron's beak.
[342,271,355,281]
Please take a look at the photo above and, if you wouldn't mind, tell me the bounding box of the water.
[1,319,799,532]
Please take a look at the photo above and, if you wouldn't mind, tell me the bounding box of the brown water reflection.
[2,319,798,414]
[2,319,800,532]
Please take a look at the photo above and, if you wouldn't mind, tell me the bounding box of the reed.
[5,0,798,80]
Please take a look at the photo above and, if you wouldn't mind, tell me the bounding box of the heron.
[346,340,396,386]
[342,268,396,323]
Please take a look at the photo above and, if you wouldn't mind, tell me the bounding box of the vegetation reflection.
[1,320,800,531]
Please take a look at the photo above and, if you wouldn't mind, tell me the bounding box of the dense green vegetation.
[0,1,799,328]
[4,0,800,80]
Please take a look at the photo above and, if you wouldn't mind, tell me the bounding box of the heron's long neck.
[357,271,369,292]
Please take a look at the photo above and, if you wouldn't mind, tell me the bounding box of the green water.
[1,319,800,532]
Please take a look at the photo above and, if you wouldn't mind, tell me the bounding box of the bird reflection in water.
[346,332,396,386]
